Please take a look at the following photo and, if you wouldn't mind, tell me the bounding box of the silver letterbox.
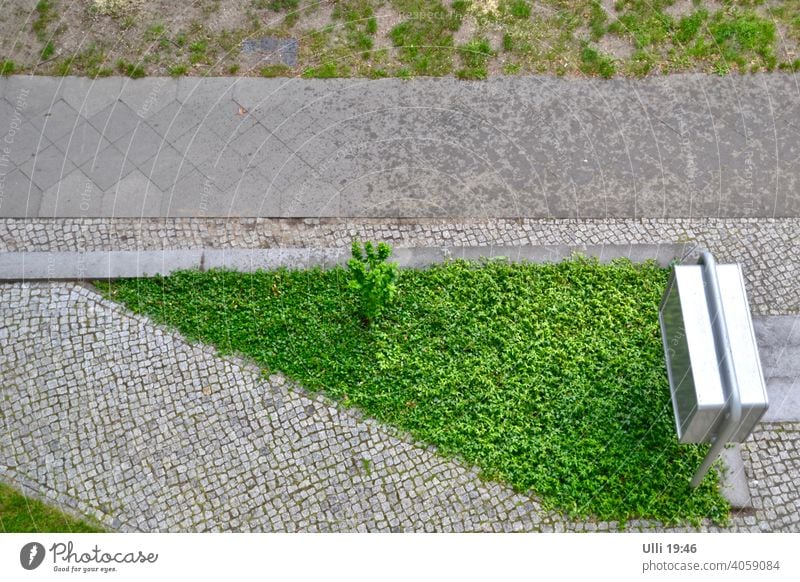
[659,260,768,444]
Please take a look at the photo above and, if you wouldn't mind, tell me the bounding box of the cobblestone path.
[1,283,798,532]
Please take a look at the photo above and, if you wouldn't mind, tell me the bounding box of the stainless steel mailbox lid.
[660,265,726,443]
[659,257,768,445]
[716,264,769,442]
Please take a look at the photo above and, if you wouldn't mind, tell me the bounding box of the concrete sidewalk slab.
[0,243,692,279]
[2,74,800,218]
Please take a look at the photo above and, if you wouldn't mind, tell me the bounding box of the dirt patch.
[664,0,723,19]
[596,30,634,60]
[453,14,478,46]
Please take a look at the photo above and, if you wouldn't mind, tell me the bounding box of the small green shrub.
[347,241,399,325]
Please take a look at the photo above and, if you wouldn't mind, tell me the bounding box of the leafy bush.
[347,241,399,325]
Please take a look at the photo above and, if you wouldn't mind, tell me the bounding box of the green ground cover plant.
[0,482,104,533]
[97,256,729,524]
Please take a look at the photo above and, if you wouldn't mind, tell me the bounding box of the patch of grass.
[388,0,461,76]
[40,40,56,60]
[456,37,493,79]
[708,9,775,63]
[302,61,345,78]
[144,22,166,42]
[260,63,292,77]
[609,1,675,49]
[580,43,616,78]
[506,0,532,20]
[626,48,657,76]
[189,40,210,64]
[32,0,57,42]
[588,0,608,41]
[116,58,146,78]
[0,59,17,76]
[97,257,729,524]
[53,44,112,77]
[168,63,189,76]
[0,482,104,533]
[675,9,708,45]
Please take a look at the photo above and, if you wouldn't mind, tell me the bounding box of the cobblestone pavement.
[2,75,800,219]
[1,217,798,314]
[1,283,798,532]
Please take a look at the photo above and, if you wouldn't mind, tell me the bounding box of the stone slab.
[719,444,752,509]
[754,315,800,422]
[0,243,690,279]
[3,74,800,218]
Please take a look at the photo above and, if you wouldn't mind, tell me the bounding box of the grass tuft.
[0,482,104,533]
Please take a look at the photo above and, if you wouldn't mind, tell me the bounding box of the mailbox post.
[659,252,768,488]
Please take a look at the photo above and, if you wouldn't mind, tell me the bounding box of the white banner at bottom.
[1,533,798,582]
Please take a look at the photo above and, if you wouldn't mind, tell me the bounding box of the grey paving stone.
[169,124,226,168]
[38,167,101,217]
[175,76,237,105]
[51,120,106,168]
[112,121,163,167]
[27,99,81,144]
[0,110,53,168]
[117,77,176,120]
[139,143,195,191]
[100,169,163,218]
[59,77,123,119]
[145,100,198,143]
[21,142,77,191]
[0,168,42,217]
[163,167,224,217]
[80,142,134,191]
[88,101,142,143]
[1,75,63,115]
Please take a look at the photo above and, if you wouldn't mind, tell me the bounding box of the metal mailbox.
[659,252,769,486]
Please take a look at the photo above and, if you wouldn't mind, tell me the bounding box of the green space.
[0,482,104,533]
[96,254,729,524]
[1,1,798,78]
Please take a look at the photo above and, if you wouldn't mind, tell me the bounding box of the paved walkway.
[1,282,798,532]
[1,74,799,219]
